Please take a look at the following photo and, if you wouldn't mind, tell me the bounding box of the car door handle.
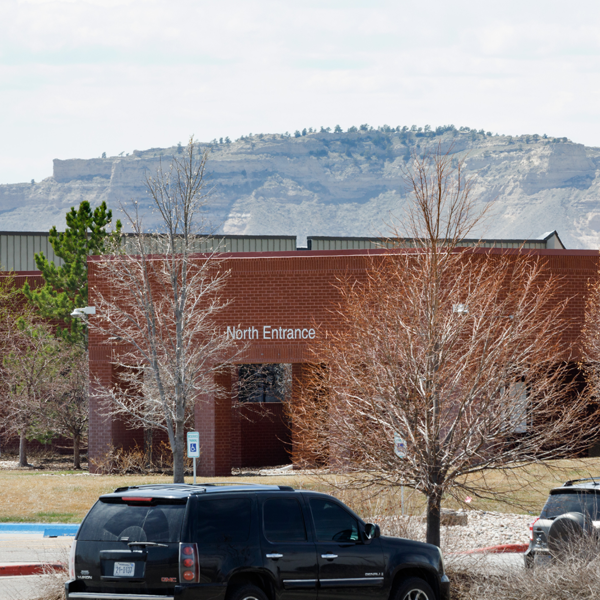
[266,553,283,559]
[321,554,338,559]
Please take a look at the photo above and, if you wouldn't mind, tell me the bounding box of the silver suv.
[525,477,600,567]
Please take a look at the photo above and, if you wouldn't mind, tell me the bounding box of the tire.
[547,512,594,561]
[524,551,535,569]
[227,583,269,600]
[393,577,436,600]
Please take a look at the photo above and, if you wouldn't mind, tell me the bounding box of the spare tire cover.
[547,512,593,558]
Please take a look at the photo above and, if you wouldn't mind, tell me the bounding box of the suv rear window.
[78,500,186,543]
[541,491,600,520]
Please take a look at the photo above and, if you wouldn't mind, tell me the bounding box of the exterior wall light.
[452,304,469,315]
[71,306,96,318]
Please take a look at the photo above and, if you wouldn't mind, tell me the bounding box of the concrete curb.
[0,563,66,577]
[462,543,529,554]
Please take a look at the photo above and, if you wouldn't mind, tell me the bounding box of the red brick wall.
[86,248,600,474]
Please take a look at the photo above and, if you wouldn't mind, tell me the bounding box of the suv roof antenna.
[563,476,600,487]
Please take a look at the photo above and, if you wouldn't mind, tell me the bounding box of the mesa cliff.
[2,128,600,248]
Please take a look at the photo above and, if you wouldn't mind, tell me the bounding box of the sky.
[1,0,600,184]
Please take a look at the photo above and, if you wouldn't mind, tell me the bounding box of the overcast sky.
[1,0,600,184]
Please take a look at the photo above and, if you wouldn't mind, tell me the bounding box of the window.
[510,381,529,433]
[263,498,307,542]
[192,498,252,544]
[500,380,530,433]
[238,364,291,403]
[309,498,360,543]
[78,500,186,543]
[540,492,600,521]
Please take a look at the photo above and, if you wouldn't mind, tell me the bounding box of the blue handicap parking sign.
[187,431,200,458]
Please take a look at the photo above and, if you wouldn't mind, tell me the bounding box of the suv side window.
[309,498,360,543]
[263,498,307,542]
[192,497,252,544]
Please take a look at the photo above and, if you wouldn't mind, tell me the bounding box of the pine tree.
[23,201,121,346]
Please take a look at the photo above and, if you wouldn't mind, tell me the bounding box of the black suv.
[66,483,449,600]
[525,477,600,567]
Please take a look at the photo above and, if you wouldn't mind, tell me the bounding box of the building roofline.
[87,246,600,262]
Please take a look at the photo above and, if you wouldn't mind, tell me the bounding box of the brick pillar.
[230,367,242,469]
[88,348,114,473]
[291,363,310,468]
[195,369,233,477]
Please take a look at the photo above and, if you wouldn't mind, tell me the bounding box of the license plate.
[113,562,136,577]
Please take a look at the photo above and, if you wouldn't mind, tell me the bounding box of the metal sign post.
[394,432,407,516]
[186,431,200,484]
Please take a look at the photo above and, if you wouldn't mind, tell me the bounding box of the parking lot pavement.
[0,533,72,599]
[449,551,525,574]
[0,533,72,565]
[0,574,52,600]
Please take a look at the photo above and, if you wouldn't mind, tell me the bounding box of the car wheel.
[524,552,535,569]
[227,584,269,600]
[394,577,436,600]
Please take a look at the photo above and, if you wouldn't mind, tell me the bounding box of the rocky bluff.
[2,129,600,249]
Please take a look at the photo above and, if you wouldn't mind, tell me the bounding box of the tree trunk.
[144,428,153,469]
[73,435,81,470]
[173,422,185,483]
[426,492,442,547]
[19,431,28,467]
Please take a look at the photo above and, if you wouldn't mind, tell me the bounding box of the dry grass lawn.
[2,457,600,523]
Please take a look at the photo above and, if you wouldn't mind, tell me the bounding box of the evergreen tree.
[334,124,342,133]
[23,201,121,346]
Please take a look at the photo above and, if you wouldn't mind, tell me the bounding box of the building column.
[291,362,310,467]
[88,348,114,473]
[195,369,233,477]
[230,366,242,469]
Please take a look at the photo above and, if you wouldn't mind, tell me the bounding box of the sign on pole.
[394,432,407,459]
[187,431,200,485]
[187,432,200,458]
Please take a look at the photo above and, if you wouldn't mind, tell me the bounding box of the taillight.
[179,543,199,583]
[529,517,539,541]
[69,540,77,579]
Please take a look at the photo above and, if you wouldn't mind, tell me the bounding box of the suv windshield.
[540,491,600,520]
[78,500,186,543]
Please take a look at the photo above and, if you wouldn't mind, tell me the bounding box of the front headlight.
[438,546,445,574]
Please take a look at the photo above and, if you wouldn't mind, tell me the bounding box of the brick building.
[84,232,600,476]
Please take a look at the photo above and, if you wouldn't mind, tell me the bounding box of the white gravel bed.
[372,510,532,552]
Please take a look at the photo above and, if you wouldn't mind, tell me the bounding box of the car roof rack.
[113,483,295,493]
[563,476,600,487]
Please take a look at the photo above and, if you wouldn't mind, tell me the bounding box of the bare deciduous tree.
[290,149,598,547]
[41,345,89,469]
[0,320,62,466]
[90,137,239,482]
